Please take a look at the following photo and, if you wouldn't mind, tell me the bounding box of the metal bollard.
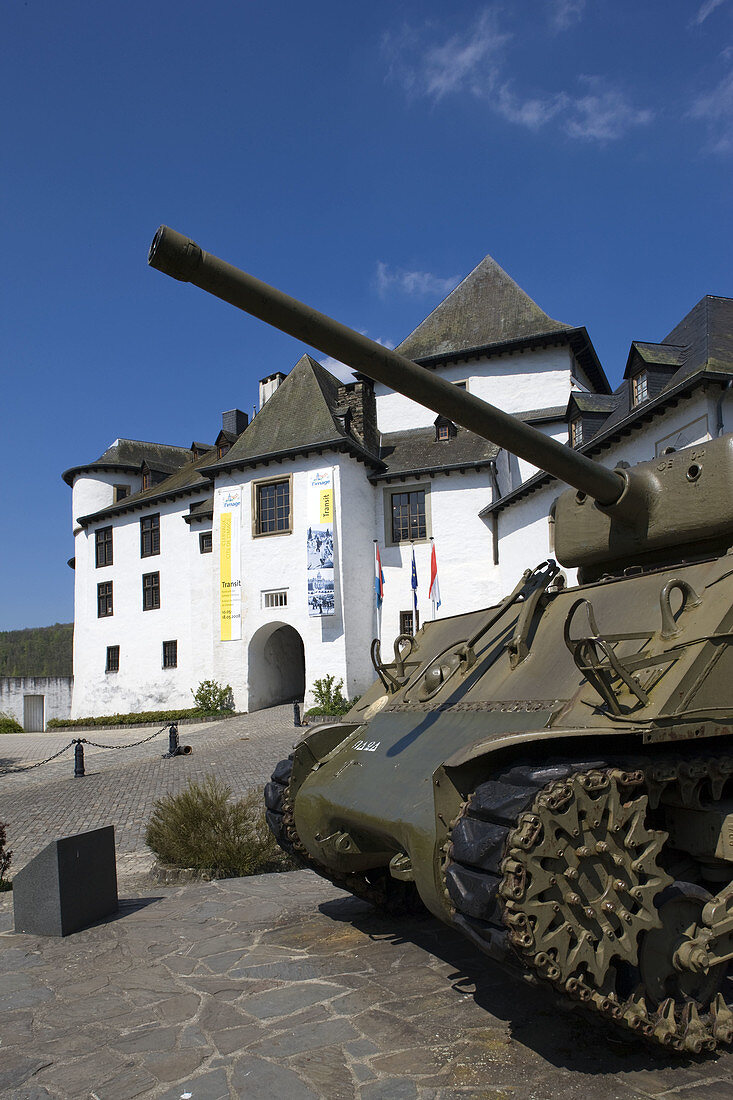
[74,741,85,777]
[293,701,301,727]
[168,724,179,755]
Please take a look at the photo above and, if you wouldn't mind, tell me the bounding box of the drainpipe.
[716,381,732,437]
[489,460,500,566]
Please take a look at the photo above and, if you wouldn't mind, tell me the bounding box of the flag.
[374,541,384,608]
[429,541,441,610]
[411,546,418,616]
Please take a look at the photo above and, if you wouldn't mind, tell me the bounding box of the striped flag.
[429,541,441,611]
[374,541,384,608]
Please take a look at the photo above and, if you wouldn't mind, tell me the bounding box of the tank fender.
[291,722,361,796]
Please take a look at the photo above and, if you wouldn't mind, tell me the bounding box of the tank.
[149,226,733,1052]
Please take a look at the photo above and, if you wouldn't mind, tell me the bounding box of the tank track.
[444,753,733,1052]
[264,757,423,917]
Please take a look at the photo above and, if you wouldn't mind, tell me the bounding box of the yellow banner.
[319,489,332,524]
[220,512,232,640]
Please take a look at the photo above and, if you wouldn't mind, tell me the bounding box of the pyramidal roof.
[204,353,373,470]
[396,254,572,361]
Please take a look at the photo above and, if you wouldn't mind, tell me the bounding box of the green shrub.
[48,707,208,730]
[145,776,294,878]
[191,680,235,715]
[305,675,359,717]
[0,711,23,734]
[0,821,12,891]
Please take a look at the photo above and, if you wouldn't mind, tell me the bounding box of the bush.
[305,675,358,717]
[0,711,22,734]
[47,707,212,730]
[0,821,12,891]
[191,680,235,715]
[145,776,294,878]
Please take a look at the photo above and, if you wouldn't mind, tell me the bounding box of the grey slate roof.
[201,354,382,474]
[482,294,733,516]
[515,406,568,423]
[396,254,571,360]
[373,425,498,482]
[568,392,621,415]
[63,439,193,487]
[77,450,216,527]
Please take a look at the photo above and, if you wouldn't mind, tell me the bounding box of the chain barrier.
[0,723,186,778]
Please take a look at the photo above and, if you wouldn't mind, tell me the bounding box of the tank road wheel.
[444,759,733,1052]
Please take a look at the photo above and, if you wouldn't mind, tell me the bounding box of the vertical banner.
[218,487,242,640]
[307,468,335,616]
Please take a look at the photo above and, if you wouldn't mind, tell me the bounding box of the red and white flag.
[429,541,441,610]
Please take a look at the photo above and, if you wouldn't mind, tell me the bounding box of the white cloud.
[692,0,728,25]
[563,77,654,142]
[551,0,587,30]
[319,333,396,383]
[495,86,569,130]
[376,262,460,299]
[689,68,733,152]
[383,9,653,144]
[383,8,509,102]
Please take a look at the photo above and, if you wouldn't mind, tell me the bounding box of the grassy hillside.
[0,623,73,677]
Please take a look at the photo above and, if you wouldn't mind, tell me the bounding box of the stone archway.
[247,622,306,712]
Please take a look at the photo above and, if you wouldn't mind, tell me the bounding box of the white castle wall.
[0,677,73,730]
[71,496,211,717]
[375,347,575,432]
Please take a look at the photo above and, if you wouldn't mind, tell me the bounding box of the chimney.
[336,379,378,455]
[222,409,248,436]
[259,372,286,410]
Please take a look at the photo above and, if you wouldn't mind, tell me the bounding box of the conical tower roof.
[396,254,572,360]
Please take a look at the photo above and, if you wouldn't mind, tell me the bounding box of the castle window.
[162,640,177,668]
[400,609,418,636]
[140,514,160,557]
[263,589,288,608]
[95,526,113,568]
[253,476,291,536]
[218,442,231,459]
[113,485,130,503]
[106,645,119,672]
[391,489,426,543]
[199,531,212,554]
[141,469,152,490]
[97,581,113,618]
[632,371,649,406]
[570,416,584,448]
[142,571,160,610]
[437,424,451,441]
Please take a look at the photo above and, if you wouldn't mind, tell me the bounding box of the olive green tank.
[149,226,733,1053]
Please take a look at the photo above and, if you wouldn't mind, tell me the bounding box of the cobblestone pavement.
[3,709,733,1098]
[0,707,299,877]
[2,871,733,1100]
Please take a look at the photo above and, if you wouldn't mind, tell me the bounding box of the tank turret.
[149,226,733,1053]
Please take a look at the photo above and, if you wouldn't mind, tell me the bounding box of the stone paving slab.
[2,870,733,1100]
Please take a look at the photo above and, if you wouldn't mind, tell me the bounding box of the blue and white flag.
[411,546,418,617]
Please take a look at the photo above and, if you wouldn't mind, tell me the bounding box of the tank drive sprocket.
[444,756,733,1052]
[264,756,424,916]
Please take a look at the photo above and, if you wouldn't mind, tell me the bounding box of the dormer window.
[570,416,583,448]
[434,416,457,442]
[218,441,231,459]
[632,371,649,406]
[141,466,151,491]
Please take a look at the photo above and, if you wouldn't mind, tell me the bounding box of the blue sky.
[2,0,732,629]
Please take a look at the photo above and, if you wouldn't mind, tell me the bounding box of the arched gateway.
[247,622,305,712]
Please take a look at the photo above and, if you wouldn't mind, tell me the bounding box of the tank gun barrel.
[148,226,625,506]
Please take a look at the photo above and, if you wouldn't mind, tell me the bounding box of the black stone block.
[13,826,118,936]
